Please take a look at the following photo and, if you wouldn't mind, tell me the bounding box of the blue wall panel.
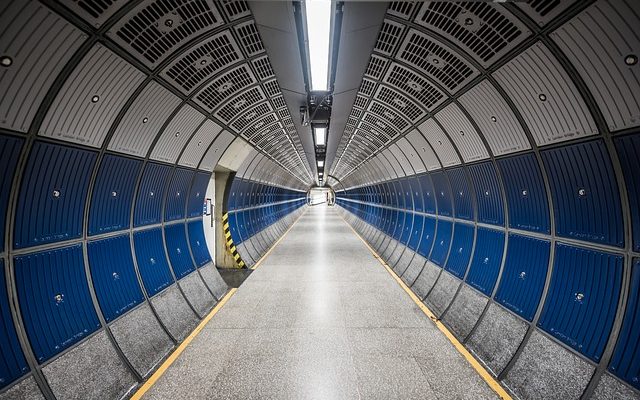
[0,259,29,389]
[400,212,412,244]
[134,163,171,227]
[14,245,101,362]
[542,140,623,247]
[418,216,436,258]
[538,244,623,362]
[187,171,210,218]
[88,155,142,236]
[133,228,173,297]
[614,134,640,252]
[0,135,23,253]
[468,162,504,226]
[497,153,550,234]
[444,223,474,279]
[164,223,195,279]
[165,168,194,222]
[609,258,640,389]
[430,220,452,266]
[447,168,474,221]
[410,177,423,212]
[465,227,505,296]
[14,142,97,249]
[431,172,452,216]
[409,214,424,251]
[87,235,144,322]
[419,175,436,214]
[495,234,550,321]
[227,179,239,210]
[187,220,211,266]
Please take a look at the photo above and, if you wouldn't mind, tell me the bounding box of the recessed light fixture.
[314,126,326,146]
[318,160,324,167]
[0,56,12,67]
[305,0,331,91]
[91,95,100,103]
[625,54,638,66]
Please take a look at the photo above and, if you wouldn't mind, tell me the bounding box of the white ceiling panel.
[179,120,223,168]
[406,130,441,171]
[199,130,235,171]
[418,119,461,168]
[436,103,489,163]
[396,137,426,174]
[150,104,206,163]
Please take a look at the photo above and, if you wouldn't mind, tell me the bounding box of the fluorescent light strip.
[318,160,324,167]
[314,127,326,146]
[305,0,331,91]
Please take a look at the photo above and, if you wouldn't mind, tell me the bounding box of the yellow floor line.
[250,208,307,270]
[131,288,237,399]
[341,216,512,400]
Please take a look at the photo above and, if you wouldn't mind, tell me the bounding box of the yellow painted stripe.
[342,217,512,400]
[130,288,237,399]
[251,210,306,270]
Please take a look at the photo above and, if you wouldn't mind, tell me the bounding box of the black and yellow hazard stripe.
[222,212,245,268]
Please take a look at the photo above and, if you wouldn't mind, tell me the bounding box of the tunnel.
[0,0,639,399]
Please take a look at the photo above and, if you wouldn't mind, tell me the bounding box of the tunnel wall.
[335,132,640,399]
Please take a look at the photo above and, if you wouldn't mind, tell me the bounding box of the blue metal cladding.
[227,179,238,210]
[390,181,400,208]
[393,211,404,241]
[418,217,436,257]
[410,176,423,212]
[542,140,623,247]
[409,214,424,251]
[430,220,452,266]
[614,134,640,252]
[495,234,550,321]
[401,179,413,210]
[188,220,211,266]
[538,243,623,362]
[609,258,640,389]
[165,168,194,222]
[88,155,142,236]
[134,163,172,227]
[444,223,474,279]
[164,223,196,279]
[465,227,505,296]
[87,235,144,322]
[14,142,97,249]
[187,171,210,218]
[419,174,436,214]
[468,162,505,226]
[0,259,29,388]
[447,168,474,221]
[133,228,173,297]
[431,172,452,216]
[497,153,550,234]
[400,212,412,244]
[14,245,101,362]
[0,135,23,253]
[228,212,241,244]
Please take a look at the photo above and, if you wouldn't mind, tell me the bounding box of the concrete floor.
[143,205,497,399]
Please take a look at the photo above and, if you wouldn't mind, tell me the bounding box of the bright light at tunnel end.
[305,0,331,91]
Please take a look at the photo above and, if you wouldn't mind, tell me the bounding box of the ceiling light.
[318,160,324,167]
[314,126,326,146]
[305,0,331,91]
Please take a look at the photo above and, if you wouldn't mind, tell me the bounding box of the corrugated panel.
[542,140,624,247]
[108,0,224,68]
[133,228,173,297]
[134,162,172,227]
[409,214,424,251]
[447,168,474,221]
[0,135,23,252]
[374,85,426,123]
[88,155,142,236]
[39,44,145,148]
[538,243,623,362]
[418,174,436,214]
[495,234,550,321]
[406,130,441,171]
[214,86,267,125]
[615,134,640,252]
[458,80,531,156]
[436,103,489,163]
[194,64,258,112]
[444,223,474,279]
[199,130,235,171]
[465,227,505,296]
[0,1,86,133]
[431,171,452,217]
[415,1,530,67]
[552,1,639,132]
[187,171,210,218]
[14,244,101,362]
[187,220,211,266]
[178,120,222,168]
[430,220,452,266]
[0,259,29,389]
[165,223,196,279]
[58,0,126,27]
[468,162,505,226]
[517,0,577,26]
[150,105,206,164]
[108,81,181,157]
[14,142,97,249]
[609,258,640,389]
[383,63,446,111]
[493,42,597,146]
[396,138,425,174]
[497,153,550,234]
[165,168,194,222]
[418,119,461,168]
[409,176,423,212]
[87,235,144,322]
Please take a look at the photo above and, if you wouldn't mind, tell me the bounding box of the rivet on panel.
[54,294,64,305]
[176,247,181,254]
[111,191,117,197]
[52,189,61,198]
[175,132,180,137]
[522,189,528,196]
[91,95,100,103]
[150,191,154,197]
[490,116,497,122]
[112,272,120,280]
[519,271,526,280]
[0,56,12,67]
[575,292,585,302]
[624,54,637,66]
[143,117,149,124]
[460,131,465,136]
[484,190,489,196]
[483,257,489,264]
[578,188,586,197]
[538,94,547,102]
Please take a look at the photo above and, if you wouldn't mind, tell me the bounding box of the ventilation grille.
[263,79,280,97]
[517,0,575,26]
[60,0,125,27]
[350,108,363,119]
[248,121,282,143]
[362,114,399,139]
[272,95,286,109]
[242,113,278,138]
[368,102,410,133]
[415,2,529,66]
[214,86,265,123]
[365,55,389,79]
[220,0,250,21]
[387,1,417,19]
[162,30,242,93]
[354,95,369,109]
[194,64,256,112]
[374,19,405,56]
[230,102,273,132]
[397,29,477,93]
[234,20,264,57]
[383,63,445,110]
[111,0,224,68]
[252,56,274,80]
[359,79,376,97]
[374,85,425,123]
